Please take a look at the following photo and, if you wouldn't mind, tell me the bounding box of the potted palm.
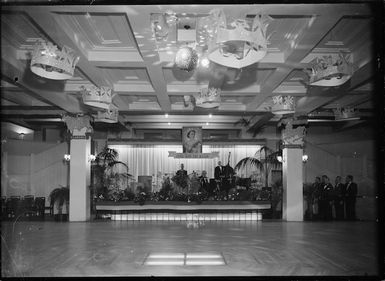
[91,146,132,202]
[234,145,281,189]
[49,185,69,221]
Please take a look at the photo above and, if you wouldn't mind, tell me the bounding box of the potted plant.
[234,145,281,190]
[49,185,69,221]
[91,146,132,203]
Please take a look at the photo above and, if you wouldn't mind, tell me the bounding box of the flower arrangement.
[171,172,189,189]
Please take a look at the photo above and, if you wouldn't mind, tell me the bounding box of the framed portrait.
[182,127,202,153]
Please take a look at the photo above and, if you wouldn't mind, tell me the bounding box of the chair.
[34,197,46,218]
[1,196,6,219]
[6,197,22,218]
[22,195,35,218]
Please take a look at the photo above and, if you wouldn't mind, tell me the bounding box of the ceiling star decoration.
[197,9,272,69]
[332,107,358,121]
[30,39,79,80]
[305,52,353,87]
[81,85,114,110]
[271,95,295,115]
[174,45,199,72]
[195,87,221,108]
[95,104,119,123]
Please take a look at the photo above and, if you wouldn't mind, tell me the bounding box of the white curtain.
[109,144,261,179]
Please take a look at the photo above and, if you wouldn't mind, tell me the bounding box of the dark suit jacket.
[176,169,187,177]
[214,166,223,180]
[345,182,358,198]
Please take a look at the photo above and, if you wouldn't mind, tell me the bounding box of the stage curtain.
[109,144,260,180]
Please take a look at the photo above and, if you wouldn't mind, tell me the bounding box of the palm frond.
[234,157,263,171]
[107,160,128,170]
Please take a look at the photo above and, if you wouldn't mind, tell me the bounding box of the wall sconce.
[276,155,283,163]
[18,133,25,140]
[88,154,96,162]
[302,154,309,162]
[64,154,71,162]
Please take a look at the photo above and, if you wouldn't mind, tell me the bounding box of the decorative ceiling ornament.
[30,39,79,80]
[62,114,93,137]
[281,118,306,147]
[150,11,177,42]
[197,10,271,69]
[174,45,198,72]
[81,85,114,110]
[271,95,295,115]
[195,87,221,108]
[95,104,119,123]
[306,52,353,87]
[332,107,358,121]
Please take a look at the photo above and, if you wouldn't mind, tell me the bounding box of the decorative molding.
[281,119,306,147]
[62,115,93,137]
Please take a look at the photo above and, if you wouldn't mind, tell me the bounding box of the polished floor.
[1,219,379,277]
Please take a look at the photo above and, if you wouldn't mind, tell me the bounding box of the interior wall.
[2,140,69,201]
[304,125,377,220]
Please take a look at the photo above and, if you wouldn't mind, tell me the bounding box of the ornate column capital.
[62,114,93,139]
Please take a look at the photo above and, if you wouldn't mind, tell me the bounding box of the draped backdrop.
[109,144,261,180]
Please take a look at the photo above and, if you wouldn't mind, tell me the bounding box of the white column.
[282,147,303,221]
[69,137,91,221]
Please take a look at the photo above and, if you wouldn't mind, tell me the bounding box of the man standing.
[345,175,358,220]
[334,176,346,220]
[214,161,224,180]
[320,175,334,220]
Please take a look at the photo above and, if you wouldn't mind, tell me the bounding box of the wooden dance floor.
[1,220,379,277]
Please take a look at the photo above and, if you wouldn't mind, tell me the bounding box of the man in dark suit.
[344,175,358,220]
[333,176,346,220]
[320,175,334,220]
[214,161,224,180]
[176,163,187,176]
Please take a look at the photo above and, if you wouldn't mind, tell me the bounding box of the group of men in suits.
[312,174,358,220]
[176,161,235,196]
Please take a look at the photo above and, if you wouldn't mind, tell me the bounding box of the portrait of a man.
[182,127,202,153]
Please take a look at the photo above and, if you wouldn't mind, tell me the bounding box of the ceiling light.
[168,122,171,125]
[199,10,271,69]
[30,39,79,80]
[165,113,169,118]
[95,104,119,123]
[271,95,295,115]
[306,52,353,87]
[81,85,113,110]
[200,57,210,68]
[195,87,221,108]
[208,114,212,118]
[206,122,209,125]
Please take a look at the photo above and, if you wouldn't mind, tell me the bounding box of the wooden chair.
[22,195,35,218]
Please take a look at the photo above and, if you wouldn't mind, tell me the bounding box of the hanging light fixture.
[95,104,119,123]
[195,87,221,108]
[197,10,271,69]
[81,85,113,110]
[306,52,353,87]
[271,95,295,115]
[332,107,359,121]
[150,12,177,42]
[30,39,79,80]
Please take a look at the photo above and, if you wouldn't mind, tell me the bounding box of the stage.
[95,201,271,221]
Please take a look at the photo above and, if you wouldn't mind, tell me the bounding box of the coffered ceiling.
[0,4,379,137]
